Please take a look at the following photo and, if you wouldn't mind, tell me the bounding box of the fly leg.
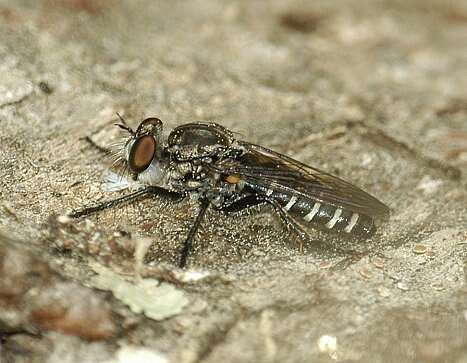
[179,199,210,268]
[219,195,311,251]
[221,196,368,266]
[267,203,365,259]
[264,198,311,252]
[217,194,265,213]
[68,186,185,218]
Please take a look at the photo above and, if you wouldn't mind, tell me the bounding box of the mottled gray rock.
[0,0,466,362]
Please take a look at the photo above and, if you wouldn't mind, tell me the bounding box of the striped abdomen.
[245,182,376,236]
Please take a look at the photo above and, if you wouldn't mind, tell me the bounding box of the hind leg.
[219,194,312,251]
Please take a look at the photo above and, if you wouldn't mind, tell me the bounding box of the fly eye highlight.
[128,135,156,173]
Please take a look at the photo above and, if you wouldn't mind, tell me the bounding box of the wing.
[213,141,390,219]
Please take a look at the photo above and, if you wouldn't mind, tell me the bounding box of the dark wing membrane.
[214,141,390,219]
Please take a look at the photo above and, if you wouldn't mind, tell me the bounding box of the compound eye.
[128,135,156,173]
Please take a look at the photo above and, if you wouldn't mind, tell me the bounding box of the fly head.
[116,116,169,186]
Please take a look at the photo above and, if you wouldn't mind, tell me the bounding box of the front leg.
[68,186,184,218]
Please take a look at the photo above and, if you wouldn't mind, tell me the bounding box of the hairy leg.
[179,199,210,268]
[219,194,311,250]
[68,186,184,218]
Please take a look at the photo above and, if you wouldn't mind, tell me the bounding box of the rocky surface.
[0,0,466,362]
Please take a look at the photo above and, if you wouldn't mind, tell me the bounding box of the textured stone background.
[0,0,466,362]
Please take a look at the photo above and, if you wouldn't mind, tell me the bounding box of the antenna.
[114,113,135,135]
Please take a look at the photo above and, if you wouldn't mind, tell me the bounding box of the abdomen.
[244,181,377,237]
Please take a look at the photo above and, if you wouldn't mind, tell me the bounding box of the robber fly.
[70,116,390,267]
